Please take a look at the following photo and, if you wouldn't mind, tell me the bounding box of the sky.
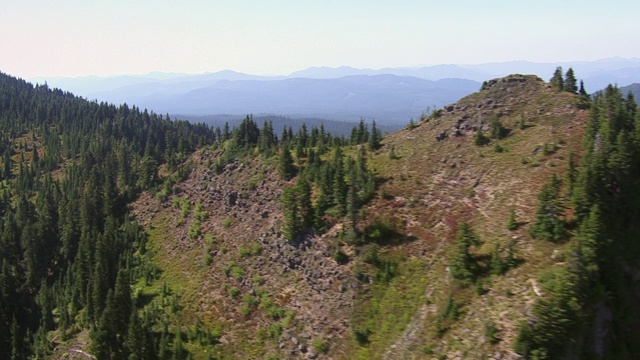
[2,0,639,79]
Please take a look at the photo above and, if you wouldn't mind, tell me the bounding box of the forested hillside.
[0,72,381,359]
[0,72,214,358]
[2,69,640,360]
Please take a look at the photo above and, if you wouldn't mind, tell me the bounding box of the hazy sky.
[2,0,639,78]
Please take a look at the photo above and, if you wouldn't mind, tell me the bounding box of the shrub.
[491,116,507,139]
[365,217,396,243]
[252,276,265,286]
[231,266,245,281]
[388,147,399,160]
[180,198,191,217]
[268,323,282,339]
[228,286,240,298]
[222,217,234,228]
[238,245,252,258]
[243,294,258,308]
[352,326,370,345]
[542,142,558,156]
[333,249,349,264]
[485,321,500,345]
[268,306,285,320]
[188,220,201,239]
[506,209,518,230]
[312,339,329,354]
[474,129,490,146]
[194,202,208,221]
[375,259,398,283]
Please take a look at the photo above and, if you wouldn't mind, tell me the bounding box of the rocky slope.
[130,74,589,359]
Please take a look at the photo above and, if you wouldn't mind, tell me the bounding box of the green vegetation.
[449,223,482,285]
[312,338,329,354]
[515,83,640,358]
[474,129,490,146]
[490,115,507,139]
[529,174,565,242]
[281,138,377,241]
[194,201,208,221]
[5,65,640,359]
[0,73,215,359]
[506,209,518,230]
[221,217,234,228]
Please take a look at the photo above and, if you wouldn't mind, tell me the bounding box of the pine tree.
[126,311,145,360]
[332,148,347,215]
[3,148,12,179]
[172,325,186,360]
[368,120,381,150]
[491,115,506,139]
[577,205,605,279]
[277,143,296,181]
[579,80,588,97]
[113,267,132,342]
[550,66,564,91]
[281,186,299,241]
[295,176,314,228]
[529,174,565,242]
[564,68,578,94]
[346,166,359,232]
[450,223,481,285]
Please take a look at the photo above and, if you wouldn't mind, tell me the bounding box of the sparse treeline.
[0,72,216,359]
[514,84,640,358]
[206,114,382,242]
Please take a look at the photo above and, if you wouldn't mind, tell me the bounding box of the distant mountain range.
[620,83,640,100]
[30,58,640,126]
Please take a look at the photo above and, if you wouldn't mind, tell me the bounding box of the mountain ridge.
[3,70,640,359]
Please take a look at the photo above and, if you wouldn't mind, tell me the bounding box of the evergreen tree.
[113,267,132,345]
[564,68,578,94]
[450,223,482,285]
[368,120,382,150]
[550,66,564,91]
[3,148,12,179]
[277,143,296,181]
[490,115,506,139]
[474,129,489,146]
[280,186,300,241]
[332,148,347,215]
[529,174,565,242]
[295,175,314,229]
[346,166,359,232]
[579,80,588,97]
